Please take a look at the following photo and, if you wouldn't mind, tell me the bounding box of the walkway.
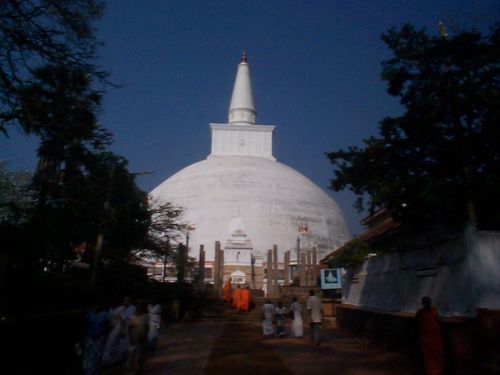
[143,321,418,375]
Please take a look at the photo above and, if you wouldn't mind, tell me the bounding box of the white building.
[150,53,351,266]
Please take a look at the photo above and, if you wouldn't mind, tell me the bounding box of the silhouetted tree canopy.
[327,24,500,230]
[133,201,199,282]
[0,0,106,136]
[81,152,151,261]
[0,161,34,225]
[0,1,152,265]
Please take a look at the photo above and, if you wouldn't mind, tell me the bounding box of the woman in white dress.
[102,299,125,365]
[290,297,304,338]
[119,297,136,359]
[261,300,275,336]
[148,300,162,350]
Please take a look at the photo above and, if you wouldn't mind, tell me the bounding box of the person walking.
[275,301,287,338]
[102,297,126,366]
[82,300,109,375]
[118,296,137,361]
[416,296,444,375]
[232,285,241,310]
[290,296,304,338]
[223,278,232,303]
[261,300,275,336]
[147,298,162,351]
[239,286,251,312]
[126,302,149,375]
[306,289,323,345]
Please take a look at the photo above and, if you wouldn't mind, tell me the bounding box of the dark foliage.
[327,237,373,268]
[0,0,106,136]
[327,24,500,230]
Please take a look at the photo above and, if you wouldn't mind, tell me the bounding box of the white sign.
[320,268,341,289]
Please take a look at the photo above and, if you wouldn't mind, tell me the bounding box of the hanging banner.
[320,268,342,289]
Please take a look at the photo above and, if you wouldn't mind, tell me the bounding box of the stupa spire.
[228,51,256,124]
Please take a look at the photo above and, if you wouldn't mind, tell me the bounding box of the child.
[126,302,149,374]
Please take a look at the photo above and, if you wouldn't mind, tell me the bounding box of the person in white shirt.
[148,298,162,350]
[261,300,275,336]
[306,289,323,345]
[290,296,304,338]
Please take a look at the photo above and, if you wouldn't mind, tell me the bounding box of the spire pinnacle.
[228,52,256,124]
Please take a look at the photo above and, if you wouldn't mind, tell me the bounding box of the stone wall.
[342,229,500,317]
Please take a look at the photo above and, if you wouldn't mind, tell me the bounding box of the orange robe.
[239,288,250,312]
[232,288,241,309]
[417,306,444,375]
[223,281,232,303]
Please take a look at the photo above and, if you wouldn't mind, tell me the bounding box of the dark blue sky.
[1,0,498,234]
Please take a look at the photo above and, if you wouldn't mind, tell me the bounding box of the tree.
[137,200,186,282]
[0,161,35,273]
[24,63,112,207]
[325,237,373,268]
[1,1,111,220]
[0,1,148,267]
[0,0,106,136]
[145,201,186,253]
[0,161,34,225]
[80,152,151,261]
[326,24,500,230]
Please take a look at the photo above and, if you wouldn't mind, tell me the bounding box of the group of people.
[82,289,444,375]
[223,278,252,312]
[82,296,162,375]
[266,293,444,374]
[262,289,323,345]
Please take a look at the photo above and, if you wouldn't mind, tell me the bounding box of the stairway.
[199,289,267,323]
[200,299,230,321]
[225,296,266,322]
[199,287,322,323]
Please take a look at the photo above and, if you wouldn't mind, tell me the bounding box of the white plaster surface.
[150,155,351,262]
[210,123,275,160]
[228,61,256,124]
[150,54,350,265]
[341,230,500,317]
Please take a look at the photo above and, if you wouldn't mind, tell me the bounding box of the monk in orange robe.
[239,286,251,312]
[223,278,232,303]
[416,297,444,375]
[232,285,241,309]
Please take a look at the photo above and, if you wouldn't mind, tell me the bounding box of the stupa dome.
[150,53,351,261]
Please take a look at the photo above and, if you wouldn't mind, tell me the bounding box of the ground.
[139,321,418,375]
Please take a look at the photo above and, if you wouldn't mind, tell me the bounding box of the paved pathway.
[143,321,419,375]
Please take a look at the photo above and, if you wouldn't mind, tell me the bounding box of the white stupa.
[150,52,351,262]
